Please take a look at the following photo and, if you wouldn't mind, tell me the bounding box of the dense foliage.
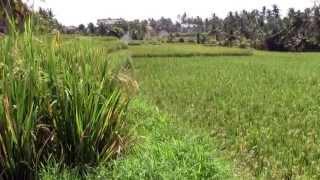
[176,5,320,51]
[3,1,320,51]
[79,4,320,51]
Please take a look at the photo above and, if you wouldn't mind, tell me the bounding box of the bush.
[187,39,196,43]
[178,38,185,43]
[252,40,266,50]
[239,37,250,49]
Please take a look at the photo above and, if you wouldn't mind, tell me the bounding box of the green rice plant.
[59,35,128,53]
[47,43,129,168]
[134,52,320,179]
[0,19,131,179]
[128,40,143,46]
[130,43,253,57]
[0,17,42,180]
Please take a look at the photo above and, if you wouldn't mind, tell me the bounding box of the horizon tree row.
[74,4,320,51]
[2,1,320,51]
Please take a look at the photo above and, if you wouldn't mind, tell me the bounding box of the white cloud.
[23,0,315,26]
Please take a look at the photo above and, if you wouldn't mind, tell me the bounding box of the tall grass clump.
[0,19,131,179]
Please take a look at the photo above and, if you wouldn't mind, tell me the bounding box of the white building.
[63,26,78,34]
[97,18,124,25]
[158,30,169,38]
[181,23,197,33]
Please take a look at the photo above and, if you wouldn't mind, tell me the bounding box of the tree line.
[2,1,320,51]
[0,0,61,34]
[73,4,320,51]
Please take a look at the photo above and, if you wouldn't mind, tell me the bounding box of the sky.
[23,0,316,26]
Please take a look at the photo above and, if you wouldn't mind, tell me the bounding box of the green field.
[4,2,320,179]
[129,43,252,57]
[2,34,320,179]
[134,51,320,179]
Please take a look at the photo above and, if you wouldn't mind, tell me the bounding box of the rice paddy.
[129,43,253,57]
[134,51,320,179]
[2,31,320,179]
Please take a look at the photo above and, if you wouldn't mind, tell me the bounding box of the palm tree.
[87,22,95,34]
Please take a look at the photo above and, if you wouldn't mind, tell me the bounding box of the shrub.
[239,37,250,49]
[252,39,266,50]
[178,38,185,43]
[187,39,196,43]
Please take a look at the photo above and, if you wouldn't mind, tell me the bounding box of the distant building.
[144,25,157,40]
[158,30,169,39]
[181,23,197,33]
[121,32,132,43]
[62,26,78,34]
[97,18,124,25]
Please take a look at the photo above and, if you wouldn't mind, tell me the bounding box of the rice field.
[134,51,320,179]
[3,31,320,179]
[129,43,253,57]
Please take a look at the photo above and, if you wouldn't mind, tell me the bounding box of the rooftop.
[97,18,124,25]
